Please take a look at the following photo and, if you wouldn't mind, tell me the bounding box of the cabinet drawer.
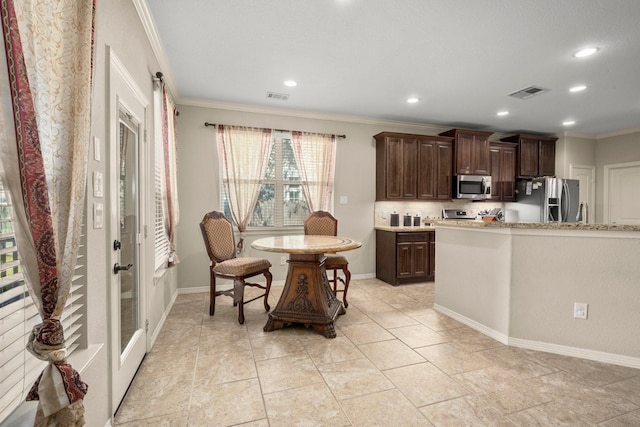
[397,232,428,243]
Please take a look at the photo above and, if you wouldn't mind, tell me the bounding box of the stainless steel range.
[442,209,475,220]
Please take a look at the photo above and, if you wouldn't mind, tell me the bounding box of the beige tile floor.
[114,278,640,426]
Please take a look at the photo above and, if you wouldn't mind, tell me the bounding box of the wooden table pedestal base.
[264,253,345,338]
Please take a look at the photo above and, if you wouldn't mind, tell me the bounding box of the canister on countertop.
[403,213,412,227]
[413,215,421,226]
[390,212,399,227]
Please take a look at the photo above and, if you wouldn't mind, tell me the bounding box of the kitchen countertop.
[429,220,640,232]
[375,225,436,232]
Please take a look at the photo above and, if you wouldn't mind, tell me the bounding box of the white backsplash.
[374,200,510,227]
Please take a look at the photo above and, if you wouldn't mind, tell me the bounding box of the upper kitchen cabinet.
[417,138,453,200]
[500,134,557,178]
[439,128,493,176]
[375,132,453,201]
[489,142,517,201]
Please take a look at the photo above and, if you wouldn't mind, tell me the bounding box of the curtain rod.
[153,72,180,116]
[204,122,345,139]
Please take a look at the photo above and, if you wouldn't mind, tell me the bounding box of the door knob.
[113,263,133,274]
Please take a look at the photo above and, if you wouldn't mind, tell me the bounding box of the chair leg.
[234,279,245,324]
[342,266,351,308]
[209,270,216,316]
[263,270,272,312]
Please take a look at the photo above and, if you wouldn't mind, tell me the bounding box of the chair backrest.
[200,211,237,264]
[304,211,338,236]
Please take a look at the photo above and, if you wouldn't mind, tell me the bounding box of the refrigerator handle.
[562,181,569,222]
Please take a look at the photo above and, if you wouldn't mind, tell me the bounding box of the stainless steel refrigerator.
[514,177,580,223]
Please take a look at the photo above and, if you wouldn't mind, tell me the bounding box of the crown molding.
[596,127,640,140]
[132,0,179,97]
[178,97,451,134]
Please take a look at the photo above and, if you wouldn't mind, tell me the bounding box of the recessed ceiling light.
[283,80,297,87]
[569,85,587,93]
[573,47,599,58]
[497,111,509,116]
[563,120,576,126]
[407,97,420,104]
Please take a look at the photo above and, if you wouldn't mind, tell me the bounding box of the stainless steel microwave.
[453,175,492,200]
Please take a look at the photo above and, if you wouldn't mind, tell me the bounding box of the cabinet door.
[539,140,556,177]
[501,146,517,201]
[435,141,452,199]
[396,242,413,277]
[473,135,491,175]
[385,137,403,198]
[417,140,436,199]
[428,232,436,278]
[518,139,539,177]
[401,138,418,198]
[489,146,502,199]
[412,242,428,276]
[455,133,474,175]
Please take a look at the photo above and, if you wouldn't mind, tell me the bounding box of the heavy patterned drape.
[160,83,180,266]
[291,131,337,212]
[0,0,95,425]
[217,125,273,252]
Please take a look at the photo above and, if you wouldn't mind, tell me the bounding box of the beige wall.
[555,134,596,179]
[175,103,455,289]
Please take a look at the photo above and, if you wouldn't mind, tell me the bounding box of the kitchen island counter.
[434,223,640,368]
[429,220,640,232]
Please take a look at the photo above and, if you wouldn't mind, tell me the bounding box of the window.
[223,134,310,227]
[153,86,170,270]
[0,178,86,421]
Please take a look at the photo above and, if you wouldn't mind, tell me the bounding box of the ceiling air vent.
[266,91,289,101]
[508,85,549,100]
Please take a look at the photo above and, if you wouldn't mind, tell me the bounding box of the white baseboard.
[434,304,640,370]
[148,289,178,350]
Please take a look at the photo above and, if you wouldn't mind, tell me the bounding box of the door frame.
[603,161,640,224]
[107,47,150,414]
[569,163,595,224]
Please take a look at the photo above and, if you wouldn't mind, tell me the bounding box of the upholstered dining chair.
[200,211,272,324]
[304,210,352,308]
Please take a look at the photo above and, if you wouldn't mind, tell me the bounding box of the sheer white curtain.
[291,131,337,212]
[217,125,273,251]
[0,0,95,425]
[160,84,180,266]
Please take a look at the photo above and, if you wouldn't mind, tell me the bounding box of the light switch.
[93,171,103,198]
[93,202,104,229]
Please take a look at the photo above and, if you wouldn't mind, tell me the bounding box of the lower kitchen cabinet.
[376,229,435,285]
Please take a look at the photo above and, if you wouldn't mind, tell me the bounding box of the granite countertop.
[375,225,436,232]
[428,220,640,232]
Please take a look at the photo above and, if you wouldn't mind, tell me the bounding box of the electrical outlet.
[280,255,287,266]
[574,302,588,319]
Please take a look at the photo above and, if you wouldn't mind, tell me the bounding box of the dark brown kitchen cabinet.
[376,230,435,285]
[489,142,517,201]
[417,138,453,200]
[375,132,453,201]
[439,128,493,176]
[500,134,557,178]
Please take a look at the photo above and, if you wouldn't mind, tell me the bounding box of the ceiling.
[143,0,640,137]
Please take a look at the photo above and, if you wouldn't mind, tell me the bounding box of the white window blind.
[222,134,311,227]
[0,178,86,422]
[153,87,170,270]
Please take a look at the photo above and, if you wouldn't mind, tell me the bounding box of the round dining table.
[251,235,361,338]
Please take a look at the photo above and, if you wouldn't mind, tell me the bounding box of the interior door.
[605,162,640,225]
[570,164,595,224]
[109,49,148,414]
